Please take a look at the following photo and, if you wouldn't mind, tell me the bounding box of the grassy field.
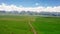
[0,15,34,34]
[32,17,60,34]
[0,15,60,34]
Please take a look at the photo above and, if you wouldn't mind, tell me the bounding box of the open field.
[32,17,60,34]
[0,15,60,34]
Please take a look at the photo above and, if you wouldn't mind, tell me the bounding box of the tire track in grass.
[28,21,37,34]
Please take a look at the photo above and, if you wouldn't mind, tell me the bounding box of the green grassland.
[32,17,60,34]
[0,15,60,34]
[0,15,33,34]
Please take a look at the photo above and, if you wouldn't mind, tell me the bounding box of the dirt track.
[28,21,37,34]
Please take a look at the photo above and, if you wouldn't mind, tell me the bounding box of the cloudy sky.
[0,0,60,12]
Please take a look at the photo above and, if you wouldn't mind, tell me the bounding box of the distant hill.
[0,11,60,16]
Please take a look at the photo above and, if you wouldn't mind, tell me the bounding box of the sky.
[0,0,60,12]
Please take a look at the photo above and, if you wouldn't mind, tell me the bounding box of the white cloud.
[35,3,39,6]
[0,3,60,12]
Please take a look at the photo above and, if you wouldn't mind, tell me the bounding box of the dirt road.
[28,21,37,34]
